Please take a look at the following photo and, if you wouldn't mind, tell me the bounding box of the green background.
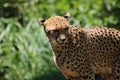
[0,0,120,80]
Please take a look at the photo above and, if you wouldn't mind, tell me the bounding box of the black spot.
[67,61,70,64]
[74,62,77,65]
[117,69,120,73]
[116,76,119,79]
[63,57,66,60]
[58,65,60,67]
[71,69,74,71]
[66,66,69,69]
[118,65,120,68]
[71,64,74,66]
[83,75,89,79]
[57,54,61,57]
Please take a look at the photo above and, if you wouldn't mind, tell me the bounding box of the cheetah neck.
[50,26,88,56]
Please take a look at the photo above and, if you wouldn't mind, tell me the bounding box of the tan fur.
[39,14,120,80]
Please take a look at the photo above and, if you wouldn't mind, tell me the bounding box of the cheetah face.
[46,27,69,45]
[39,13,70,45]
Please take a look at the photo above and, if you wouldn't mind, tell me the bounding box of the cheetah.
[39,13,120,80]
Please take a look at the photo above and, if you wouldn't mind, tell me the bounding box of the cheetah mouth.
[57,41,65,45]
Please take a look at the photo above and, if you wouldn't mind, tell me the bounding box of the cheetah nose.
[60,34,66,41]
[61,38,66,41]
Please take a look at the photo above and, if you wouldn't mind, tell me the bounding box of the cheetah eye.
[47,30,53,35]
[47,30,59,36]
[54,30,59,33]
[65,27,69,31]
[53,30,59,36]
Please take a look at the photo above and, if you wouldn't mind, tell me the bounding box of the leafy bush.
[0,18,65,80]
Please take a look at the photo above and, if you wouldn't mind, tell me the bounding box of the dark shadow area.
[107,7,120,30]
[33,70,66,80]
[95,74,105,80]
[33,71,105,80]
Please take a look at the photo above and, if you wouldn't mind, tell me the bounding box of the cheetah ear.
[64,13,70,20]
[38,18,45,25]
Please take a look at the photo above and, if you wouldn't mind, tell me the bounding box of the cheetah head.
[39,13,71,45]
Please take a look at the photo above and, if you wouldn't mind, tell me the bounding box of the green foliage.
[0,0,120,80]
[16,0,120,28]
[0,18,65,80]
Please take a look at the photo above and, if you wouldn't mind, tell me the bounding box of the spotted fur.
[39,13,120,80]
